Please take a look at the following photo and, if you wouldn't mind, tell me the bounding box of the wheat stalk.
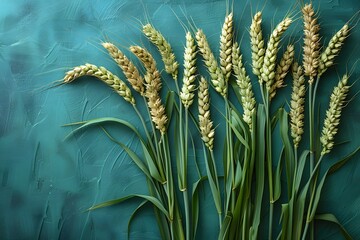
[196,29,227,97]
[102,42,145,95]
[180,32,197,108]
[261,18,292,91]
[130,46,168,134]
[250,12,265,79]
[220,12,234,81]
[64,63,135,105]
[232,41,256,129]
[320,74,350,155]
[198,76,215,150]
[289,62,306,148]
[302,3,320,83]
[143,23,179,80]
[318,24,349,76]
[270,44,295,99]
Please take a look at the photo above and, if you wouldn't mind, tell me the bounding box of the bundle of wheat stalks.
[63,3,358,240]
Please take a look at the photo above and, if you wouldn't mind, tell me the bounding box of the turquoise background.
[0,0,359,239]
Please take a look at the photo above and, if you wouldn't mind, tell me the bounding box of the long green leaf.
[218,214,232,240]
[280,203,289,240]
[229,109,250,149]
[315,213,353,240]
[279,108,295,198]
[294,150,310,194]
[309,171,327,221]
[251,104,266,240]
[310,146,360,221]
[65,117,145,143]
[165,91,176,129]
[328,146,360,174]
[192,176,208,239]
[274,147,284,202]
[100,127,153,181]
[127,200,148,239]
[204,148,222,214]
[88,194,169,219]
[101,127,164,183]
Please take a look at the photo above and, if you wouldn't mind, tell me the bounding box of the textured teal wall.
[0,0,359,239]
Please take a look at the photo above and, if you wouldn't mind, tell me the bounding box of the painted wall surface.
[0,0,359,239]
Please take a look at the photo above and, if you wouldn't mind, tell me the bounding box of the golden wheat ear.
[143,24,179,80]
[289,62,306,148]
[261,18,292,91]
[102,42,145,96]
[129,45,168,134]
[270,44,295,99]
[302,3,321,83]
[198,76,215,150]
[64,63,135,105]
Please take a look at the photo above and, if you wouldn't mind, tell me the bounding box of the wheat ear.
[143,23,179,80]
[196,29,227,97]
[250,12,265,79]
[130,46,168,134]
[270,44,295,99]
[232,41,256,129]
[302,3,320,83]
[289,62,306,147]
[318,24,349,76]
[261,18,292,91]
[64,63,135,105]
[180,32,197,108]
[220,12,234,81]
[102,42,145,96]
[198,76,215,150]
[320,74,350,155]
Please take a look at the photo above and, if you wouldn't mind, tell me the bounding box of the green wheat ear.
[320,74,350,155]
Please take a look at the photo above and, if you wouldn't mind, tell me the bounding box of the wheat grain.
[64,63,135,105]
[220,12,234,81]
[102,42,145,95]
[302,3,320,83]
[232,42,256,129]
[198,76,215,150]
[180,32,197,108]
[250,12,265,79]
[196,29,227,97]
[289,62,306,147]
[130,46,168,134]
[143,23,179,80]
[318,24,349,76]
[261,18,292,91]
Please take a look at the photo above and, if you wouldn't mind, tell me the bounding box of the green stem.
[264,89,274,240]
[183,190,190,240]
[269,202,274,240]
[210,150,222,228]
[224,97,234,212]
[301,154,325,240]
[308,75,320,240]
[178,101,186,190]
[133,104,156,154]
